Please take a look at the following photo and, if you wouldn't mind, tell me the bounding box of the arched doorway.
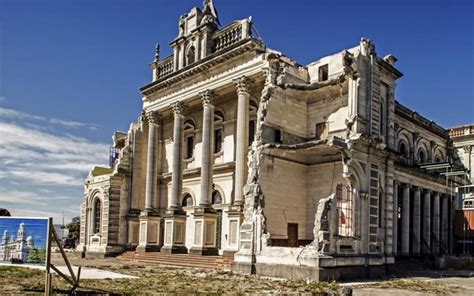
[212,190,223,250]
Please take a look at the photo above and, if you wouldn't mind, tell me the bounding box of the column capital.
[394,180,401,186]
[234,76,251,95]
[402,183,412,189]
[170,101,185,116]
[145,110,161,125]
[464,145,472,153]
[413,186,422,193]
[200,90,216,107]
[423,189,432,195]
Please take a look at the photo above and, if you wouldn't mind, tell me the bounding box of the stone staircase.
[117,251,234,271]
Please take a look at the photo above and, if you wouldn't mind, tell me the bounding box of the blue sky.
[0,0,473,222]
[0,218,48,249]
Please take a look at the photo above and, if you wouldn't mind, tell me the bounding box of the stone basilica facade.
[0,223,35,262]
[78,1,471,280]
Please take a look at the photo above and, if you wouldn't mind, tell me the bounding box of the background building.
[0,223,35,262]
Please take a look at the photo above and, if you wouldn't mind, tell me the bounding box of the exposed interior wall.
[260,155,308,243]
[307,92,348,139]
[265,91,307,140]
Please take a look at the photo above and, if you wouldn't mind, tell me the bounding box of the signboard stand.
[44,217,81,295]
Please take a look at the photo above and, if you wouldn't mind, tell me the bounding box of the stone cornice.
[144,51,267,113]
[140,38,264,97]
[395,100,448,139]
[376,56,403,79]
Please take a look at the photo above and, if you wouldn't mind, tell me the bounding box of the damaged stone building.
[77,0,471,280]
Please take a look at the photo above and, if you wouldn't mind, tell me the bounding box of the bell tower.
[170,0,220,71]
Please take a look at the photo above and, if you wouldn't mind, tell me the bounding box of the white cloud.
[0,107,111,222]
[0,191,47,206]
[0,107,101,130]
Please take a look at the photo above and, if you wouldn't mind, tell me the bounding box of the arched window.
[249,120,256,144]
[249,100,258,145]
[418,149,426,164]
[93,198,102,234]
[399,142,408,157]
[186,46,195,66]
[336,183,354,237]
[182,193,193,207]
[184,120,196,159]
[212,190,222,205]
[214,111,224,153]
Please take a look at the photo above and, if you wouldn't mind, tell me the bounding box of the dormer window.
[186,46,195,66]
[318,64,329,81]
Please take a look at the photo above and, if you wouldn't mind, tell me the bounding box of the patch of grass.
[361,278,463,295]
[0,266,42,278]
[0,257,348,295]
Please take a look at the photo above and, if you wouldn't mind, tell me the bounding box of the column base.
[136,245,162,253]
[225,206,243,253]
[191,208,218,254]
[189,246,218,256]
[162,211,187,253]
[222,250,237,258]
[136,212,162,253]
[160,245,188,254]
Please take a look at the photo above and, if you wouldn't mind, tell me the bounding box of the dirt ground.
[0,252,473,295]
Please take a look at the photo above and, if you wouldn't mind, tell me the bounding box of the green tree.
[0,208,11,216]
[67,216,80,240]
[28,248,46,263]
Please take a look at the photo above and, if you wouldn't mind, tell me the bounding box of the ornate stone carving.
[154,43,160,62]
[464,145,472,153]
[170,101,185,116]
[145,111,161,124]
[200,90,215,107]
[202,0,220,26]
[234,76,251,96]
[360,37,375,56]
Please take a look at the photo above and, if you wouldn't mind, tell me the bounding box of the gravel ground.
[0,252,472,295]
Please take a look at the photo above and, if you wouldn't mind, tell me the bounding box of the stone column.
[190,90,219,256]
[162,101,187,254]
[199,90,215,208]
[422,190,431,254]
[144,111,160,212]
[401,184,410,255]
[233,76,250,206]
[412,187,421,255]
[392,181,399,255]
[441,195,449,253]
[432,192,440,254]
[137,111,163,252]
[170,101,185,210]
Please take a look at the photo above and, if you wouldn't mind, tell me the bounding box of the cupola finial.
[203,0,220,26]
[154,43,160,62]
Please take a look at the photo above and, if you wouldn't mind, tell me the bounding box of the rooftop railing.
[449,125,474,137]
[154,19,252,81]
[156,55,174,79]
